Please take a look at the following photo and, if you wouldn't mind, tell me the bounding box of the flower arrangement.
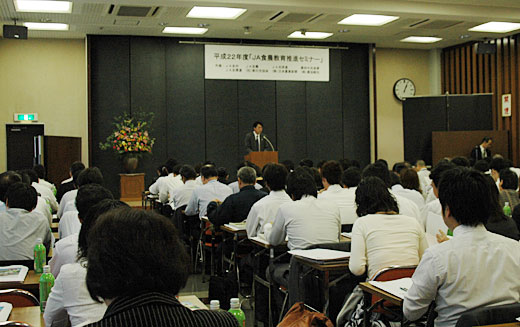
[99,111,156,157]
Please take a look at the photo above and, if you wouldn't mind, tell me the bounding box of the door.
[6,124,44,171]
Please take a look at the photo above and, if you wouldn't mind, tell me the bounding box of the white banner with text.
[204,44,329,82]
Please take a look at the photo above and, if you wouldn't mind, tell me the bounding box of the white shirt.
[391,191,422,223]
[417,168,432,197]
[59,210,81,239]
[32,182,58,212]
[318,185,358,225]
[49,233,79,277]
[404,225,520,327]
[246,190,292,237]
[266,195,341,250]
[44,262,107,327]
[148,177,163,195]
[229,181,263,194]
[0,208,51,260]
[0,201,5,213]
[420,199,442,230]
[349,213,428,279]
[38,179,55,192]
[61,177,73,185]
[35,196,52,227]
[159,174,183,203]
[170,180,198,210]
[391,185,425,213]
[185,180,233,218]
[58,189,77,218]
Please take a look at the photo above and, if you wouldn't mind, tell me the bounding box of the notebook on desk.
[224,221,247,231]
[0,265,28,283]
[288,248,350,264]
[368,277,413,299]
[0,302,13,322]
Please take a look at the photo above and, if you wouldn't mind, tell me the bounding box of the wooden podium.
[244,151,278,169]
[119,173,145,202]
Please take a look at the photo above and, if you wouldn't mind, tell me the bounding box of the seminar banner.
[204,44,329,82]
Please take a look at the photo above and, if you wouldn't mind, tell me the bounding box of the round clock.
[393,78,416,101]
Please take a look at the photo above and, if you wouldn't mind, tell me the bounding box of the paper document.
[224,221,247,231]
[368,277,413,299]
[0,302,13,322]
[341,232,352,238]
[250,235,270,245]
[289,248,350,261]
[0,265,28,283]
[178,295,208,311]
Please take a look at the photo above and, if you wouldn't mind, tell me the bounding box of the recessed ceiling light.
[288,31,333,39]
[186,6,246,20]
[338,14,399,26]
[469,22,520,33]
[14,0,72,13]
[162,27,208,35]
[23,22,69,30]
[400,36,442,43]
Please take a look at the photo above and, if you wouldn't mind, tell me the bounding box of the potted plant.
[99,111,156,173]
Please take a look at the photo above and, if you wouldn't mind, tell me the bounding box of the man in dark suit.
[471,136,492,161]
[244,121,271,153]
[207,166,267,226]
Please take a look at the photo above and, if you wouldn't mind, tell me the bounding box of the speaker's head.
[3,25,28,39]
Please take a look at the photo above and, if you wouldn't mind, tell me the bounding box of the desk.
[220,224,247,275]
[0,271,40,293]
[9,306,43,327]
[359,282,403,327]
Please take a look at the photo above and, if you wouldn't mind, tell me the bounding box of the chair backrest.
[0,322,33,327]
[455,303,520,327]
[0,289,39,307]
[369,265,417,309]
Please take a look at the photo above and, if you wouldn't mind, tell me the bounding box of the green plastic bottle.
[34,238,46,274]
[39,265,55,313]
[228,298,246,327]
[447,229,453,237]
[503,202,512,217]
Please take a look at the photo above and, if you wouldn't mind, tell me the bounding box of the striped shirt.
[85,292,239,327]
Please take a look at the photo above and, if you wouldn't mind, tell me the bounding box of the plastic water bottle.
[228,298,246,327]
[210,300,224,312]
[34,238,46,274]
[39,265,54,312]
[503,202,512,217]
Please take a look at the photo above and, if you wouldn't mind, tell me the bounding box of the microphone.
[263,135,275,151]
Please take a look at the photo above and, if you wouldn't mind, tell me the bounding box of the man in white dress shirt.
[318,161,358,226]
[0,182,51,260]
[185,165,232,218]
[58,167,104,218]
[170,165,199,210]
[149,158,177,198]
[420,161,455,230]
[415,160,432,198]
[404,168,520,327]
[246,163,291,237]
[26,169,58,213]
[159,164,184,204]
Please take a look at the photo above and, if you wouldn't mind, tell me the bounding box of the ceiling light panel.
[186,6,246,20]
[288,31,333,39]
[14,0,72,13]
[24,22,69,30]
[338,14,399,26]
[400,36,442,43]
[469,22,520,33]
[162,27,208,35]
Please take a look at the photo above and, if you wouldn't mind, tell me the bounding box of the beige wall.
[375,48,432,167]
[0,38,87,172]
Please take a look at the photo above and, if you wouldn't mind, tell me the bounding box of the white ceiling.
[2,0,520,49]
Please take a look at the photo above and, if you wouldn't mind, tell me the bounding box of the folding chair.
[194,220,222,281]
[0,289,39,307]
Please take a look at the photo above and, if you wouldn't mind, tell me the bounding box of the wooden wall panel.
[442,35,520,165]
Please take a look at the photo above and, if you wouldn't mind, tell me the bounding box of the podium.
[244,151,278,169]
[119,173,145,202]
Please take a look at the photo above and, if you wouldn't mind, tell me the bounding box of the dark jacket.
[207,185,267,226]
[85,292,238,327]
[470,145,491,161]
[244,132,271,153]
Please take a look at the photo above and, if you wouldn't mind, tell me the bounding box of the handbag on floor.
[278,302,333,327]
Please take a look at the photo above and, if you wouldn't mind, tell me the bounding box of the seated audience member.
[420,162,456,230]
[403,168,520,326]
[0,171,22,213]
[26,169,58,213]
[392,161,409,175]
[57,161,85,203]
[483,175,520,241]
[217,167,229,184]
[362,163,421,222]
[341,167,361,189]
[58,167,104,218]
[415,160,431,191]
[473,159,490,173]
[45,200,128,327]
[319,161,358,225]
[84,209,238,327]
[17,171,52,226]
[208,166,266,226]
[229,162,263,193]
[149,158,177,197]
[185,165,232,218]
[392,168,425,212]
[170,165,198,210]
[33,164,56,193]
[52,184,113,276]
[266,167,341,250]
[299,158,313,168]
[498,168,520,208]
[349,177,428,278]
[0,182,52,260]
[281,160,295,173]
[246,163,291,237]
[451,156,471,167]
[160,163,183,204]
[489,157,511,183]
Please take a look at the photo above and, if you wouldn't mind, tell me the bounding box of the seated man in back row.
[185,165,232,218]
[404,167,520,326]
